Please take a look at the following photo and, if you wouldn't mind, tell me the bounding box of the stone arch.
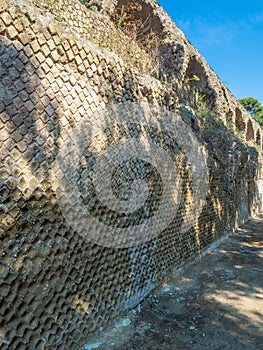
[235,108,246,131]
[185,56,207,89]
[246,120,254,141]
[184,56,216,108]
[113,0,168,79]
[114,0,164,39]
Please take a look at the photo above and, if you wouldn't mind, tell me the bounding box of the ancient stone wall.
[0,0,262,349]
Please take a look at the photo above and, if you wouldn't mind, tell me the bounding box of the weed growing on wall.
[235,130,245,142]
[110,5,162,77]
[194,90,225,131]
[184,74,200,84]
[43,0,55,8]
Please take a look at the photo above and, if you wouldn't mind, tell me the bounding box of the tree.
[239,97,263,126]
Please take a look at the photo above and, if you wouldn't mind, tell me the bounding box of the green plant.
[107,92,115,101]
[45,0,55,8]
[78,0,95,10]
[239,97,263,126]
[162,77,172,87]
[225,110,234,130]
[55,15,63,22]
[235,130,245,142]
[117,7,127,28]
[185,74,200,84]
[195,90,225,131]
[256,145,262,154]
[196,90,208,117]
[226,119,234,130]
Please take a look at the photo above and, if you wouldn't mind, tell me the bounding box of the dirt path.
[84,215,263,350]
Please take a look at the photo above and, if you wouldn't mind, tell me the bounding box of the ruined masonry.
[0,0,262,349]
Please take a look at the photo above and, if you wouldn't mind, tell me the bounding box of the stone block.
[1,12,11,26]
[6,25,18,39]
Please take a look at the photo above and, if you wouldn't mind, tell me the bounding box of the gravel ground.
[83,214,263,350]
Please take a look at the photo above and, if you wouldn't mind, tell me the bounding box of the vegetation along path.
[84,215,263,350]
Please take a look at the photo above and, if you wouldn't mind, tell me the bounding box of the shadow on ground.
[83,214,263,350]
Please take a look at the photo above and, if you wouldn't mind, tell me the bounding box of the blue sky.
[158,0,263,105]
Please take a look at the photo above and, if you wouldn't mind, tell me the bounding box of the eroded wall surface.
[0,0,262,349]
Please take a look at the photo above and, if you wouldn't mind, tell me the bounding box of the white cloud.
[248,13,263,24]
[175,16,257,49]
